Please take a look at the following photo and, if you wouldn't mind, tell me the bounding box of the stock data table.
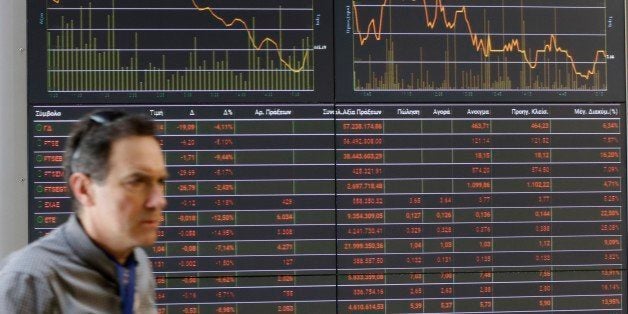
[30,103,625,313]
[31,104,337,313]
[334,104,624,313]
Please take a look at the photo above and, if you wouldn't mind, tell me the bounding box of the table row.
[34,163,622,181]
[33,134,622,151]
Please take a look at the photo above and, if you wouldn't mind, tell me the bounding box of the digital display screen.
[28,0,334,103]
[27,0,626,313]
[29,103,625,313]
[334,0,626,102]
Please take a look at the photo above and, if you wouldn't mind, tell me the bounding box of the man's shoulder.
[0,226,73,278]
[133,246,153,274]
[134,246,149,260]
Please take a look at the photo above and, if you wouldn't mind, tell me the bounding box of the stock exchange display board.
[28,0,626,313]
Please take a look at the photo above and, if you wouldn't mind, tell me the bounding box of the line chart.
[190,0,309,73]
[29,0,333,101]
[348,0,613,92]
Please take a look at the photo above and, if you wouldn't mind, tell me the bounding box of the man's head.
[63,111,168,261]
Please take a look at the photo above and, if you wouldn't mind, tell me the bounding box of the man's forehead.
[110,159,168,180]
[108,136,166,174]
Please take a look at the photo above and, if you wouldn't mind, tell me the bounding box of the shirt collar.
[62,214,120,282]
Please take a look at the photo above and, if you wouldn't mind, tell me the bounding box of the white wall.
[0,0,28,258]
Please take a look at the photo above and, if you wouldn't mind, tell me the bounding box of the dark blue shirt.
[115,257,138,314]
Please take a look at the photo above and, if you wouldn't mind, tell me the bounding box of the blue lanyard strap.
[115,258,138,314]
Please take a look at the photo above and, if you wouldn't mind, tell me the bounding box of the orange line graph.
[191,0,310,73]
[352,0,607,79]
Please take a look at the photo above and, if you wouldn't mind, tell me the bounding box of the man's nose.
[146,183,167,209]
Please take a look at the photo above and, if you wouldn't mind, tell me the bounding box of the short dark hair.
[63,110,158,207]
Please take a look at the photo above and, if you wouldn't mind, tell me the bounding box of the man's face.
[86,135,167,250]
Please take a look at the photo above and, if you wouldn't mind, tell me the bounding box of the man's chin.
[134,230,159,247]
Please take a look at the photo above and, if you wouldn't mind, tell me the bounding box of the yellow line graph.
[191,0,310,73]
[353,0,607,79]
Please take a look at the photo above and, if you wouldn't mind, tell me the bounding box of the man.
[0,110,168,313]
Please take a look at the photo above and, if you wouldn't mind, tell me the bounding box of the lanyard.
[115,259,138,314]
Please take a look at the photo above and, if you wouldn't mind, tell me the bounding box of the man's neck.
[76,212,133,264]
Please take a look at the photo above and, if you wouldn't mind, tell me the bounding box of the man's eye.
[126,178,145,186]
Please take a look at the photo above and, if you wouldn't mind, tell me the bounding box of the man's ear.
[68,173,95,207]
